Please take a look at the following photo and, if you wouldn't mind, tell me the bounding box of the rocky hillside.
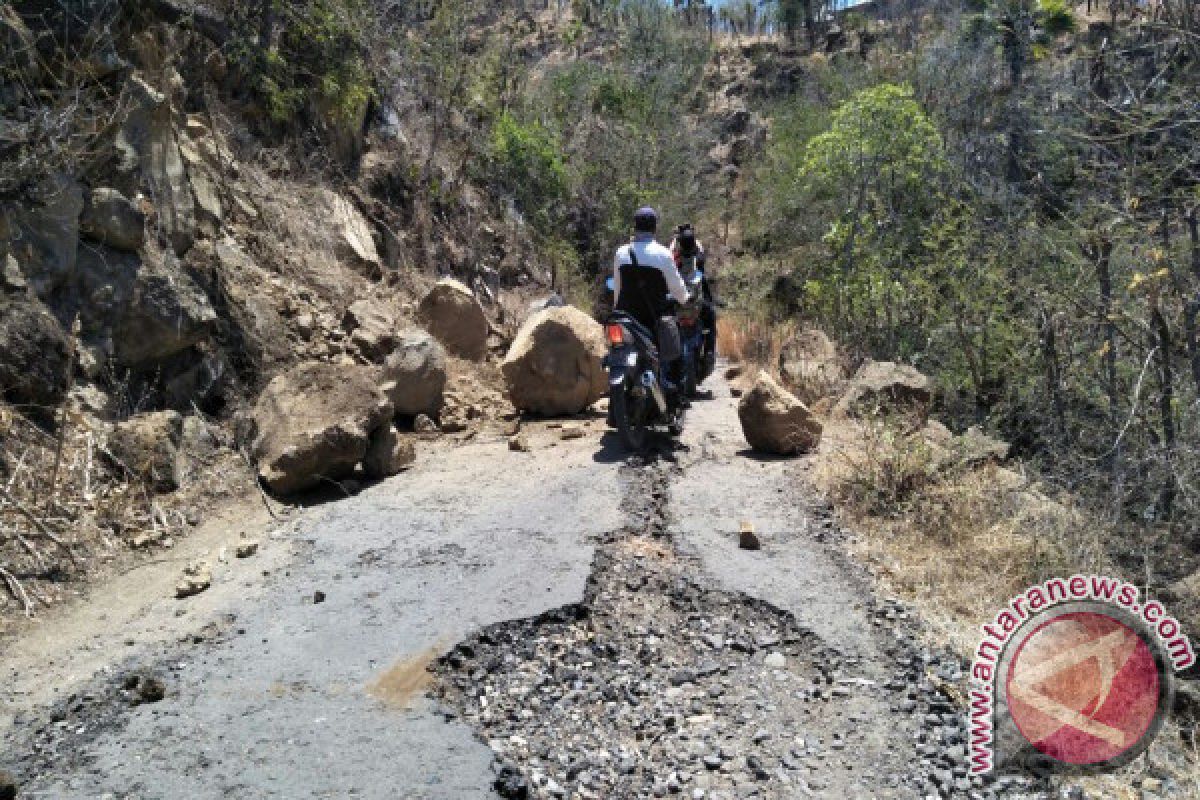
[0,0,777,623]
[0,0,579,622]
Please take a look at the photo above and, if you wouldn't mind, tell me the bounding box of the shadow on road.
[593,431,627,464]
[595,431,689,464]
[734,448,796,464]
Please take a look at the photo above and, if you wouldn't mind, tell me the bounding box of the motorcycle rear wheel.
[611,383,649,452]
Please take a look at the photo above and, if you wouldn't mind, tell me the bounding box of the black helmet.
[633,206,658,234]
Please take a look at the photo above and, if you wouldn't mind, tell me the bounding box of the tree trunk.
[1040,308,1067,439]
[1085,236,1118,414]
[1151,301,1177,519]
[1185,208,1200,393]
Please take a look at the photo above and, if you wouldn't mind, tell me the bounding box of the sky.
[709,0,873,8]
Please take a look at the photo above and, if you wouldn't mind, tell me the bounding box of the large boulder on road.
[251,361,393,495]
[417,278,489,361]
[738,371,823,456]
[835,360,932,419]
[501,306,607,416]
[379,331,447,416]
[107,410,183,492]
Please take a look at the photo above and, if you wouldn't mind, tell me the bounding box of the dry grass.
[796,340,1199,794]
[812,408,1101,655]
[716,314,796,368]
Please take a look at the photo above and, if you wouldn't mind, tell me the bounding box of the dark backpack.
[676,225,699,258]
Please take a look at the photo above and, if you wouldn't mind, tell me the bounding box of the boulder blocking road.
[0,372,1045,799]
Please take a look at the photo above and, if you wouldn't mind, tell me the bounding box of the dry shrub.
[828,418,936,517]
[0,398,246,628]
[816,415,1099,651]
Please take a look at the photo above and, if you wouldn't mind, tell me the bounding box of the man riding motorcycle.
[669,223,718,379]
[612,207,691,392]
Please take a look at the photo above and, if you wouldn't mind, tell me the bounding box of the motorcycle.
[602,279,686,452]
[677,269,715,399]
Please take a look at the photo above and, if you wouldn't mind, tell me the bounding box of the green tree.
[800,84,948,352]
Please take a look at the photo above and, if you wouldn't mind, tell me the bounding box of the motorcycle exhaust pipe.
[641,371,668,415]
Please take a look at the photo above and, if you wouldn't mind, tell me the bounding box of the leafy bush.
[1037,0,1076,36]
[226,0,373,130]
[489,111,569,231]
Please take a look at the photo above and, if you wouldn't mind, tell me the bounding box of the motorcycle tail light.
[605,323,626,346]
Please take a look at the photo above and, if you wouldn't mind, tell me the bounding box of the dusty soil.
[0,371,1053,798]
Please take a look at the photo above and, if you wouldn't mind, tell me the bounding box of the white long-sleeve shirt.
[613,235,690,307]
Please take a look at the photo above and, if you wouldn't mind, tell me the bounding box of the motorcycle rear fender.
[607,347,638,385]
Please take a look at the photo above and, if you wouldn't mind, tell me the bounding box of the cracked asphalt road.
[1,372,1035,798]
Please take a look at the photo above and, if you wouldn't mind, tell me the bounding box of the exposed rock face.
[343,299,397,363]
[379,331,447,416]
[117,75,195,255]
[108,410,184,492]
[213,237,291,378]
[738,371,823,455]
[501,306,607,415]
[251,361,393,495]
[417,278,489,361]
[314,189,380,272]
[164,350,229,410]
[113,258,217,365]
[835,361,932,419]
[81,187,145,252]
[0,295,70,411]
[779,329,845,406]
[362,424,416,479]
[1,254,25,291]
[75,243,140,327]
[4,173,84,295]
[178,135,223,237]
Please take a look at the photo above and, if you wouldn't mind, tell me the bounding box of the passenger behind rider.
[668,223,718,372]
[612,207,690,389]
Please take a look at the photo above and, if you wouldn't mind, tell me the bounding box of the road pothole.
[431,461,917,798]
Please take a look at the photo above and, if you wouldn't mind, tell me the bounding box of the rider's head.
[633,206,659,235]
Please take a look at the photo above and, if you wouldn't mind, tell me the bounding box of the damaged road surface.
[1,374,1045,798]
[434,461,915,798]
[2,435,617,798]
